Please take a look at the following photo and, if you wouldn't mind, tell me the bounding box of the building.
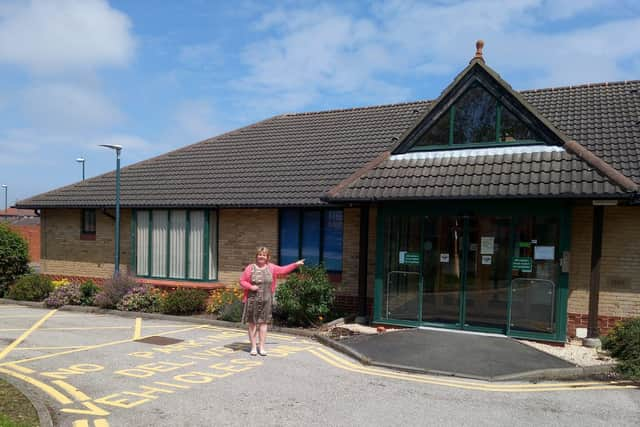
[17,43,640,342]
[0,208,41,263]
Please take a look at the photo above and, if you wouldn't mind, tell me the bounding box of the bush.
[602,317,640,380]
[219,300,244,322]
[7,274,53,302]
[79,280,100,306]
[45,282,83,308]
[117,285,163,313]
[94,274,138,309]
[275,265,335,327]
[160,288,208,315]
[0,223,30,297]
[206,287,244,316]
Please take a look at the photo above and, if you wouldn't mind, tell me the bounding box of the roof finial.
[471,39,485,63]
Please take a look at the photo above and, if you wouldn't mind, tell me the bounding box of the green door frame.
[374,200,571,342]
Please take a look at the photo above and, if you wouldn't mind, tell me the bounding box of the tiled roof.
[16,80,640,208]
[325,146,625,201]
[0,208,38,217]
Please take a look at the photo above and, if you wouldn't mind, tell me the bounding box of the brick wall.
[217,208,279,284]
[568,205,640,336]
[7,223,40,262]
[41,208,131,278]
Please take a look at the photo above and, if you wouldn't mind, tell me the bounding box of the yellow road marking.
[72,420,89,427]
[0,309,57,361]
[15,346,88,351]
[52,380,92,401]
[308,347,637,393]
[94,420,109,427]
[0,366,73,404]
[0,324,191,332]
[0,325,208,367]
[4,363,35,373]
[133,318,142,340]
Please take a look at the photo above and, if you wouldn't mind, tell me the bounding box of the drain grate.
[135,336,183,346]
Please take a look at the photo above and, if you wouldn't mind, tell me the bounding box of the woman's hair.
[256,247,270,259]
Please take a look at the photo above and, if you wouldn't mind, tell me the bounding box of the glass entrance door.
[463,216,512,331]
[379,209,565,339]
[421,216,463,326]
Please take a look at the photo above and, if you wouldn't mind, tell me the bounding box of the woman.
[239,247,304,356]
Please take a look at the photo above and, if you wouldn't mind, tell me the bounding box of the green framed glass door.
[375,201,569,341]
[421,216,463,326]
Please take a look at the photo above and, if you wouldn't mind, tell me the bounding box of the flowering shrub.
[116,285,163,313]
[206,286,244,315]
[45,282,82,308]
[51,279,71,289]
[94,274,138,309]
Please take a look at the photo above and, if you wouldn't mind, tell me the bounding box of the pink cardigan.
[239,262,299,302]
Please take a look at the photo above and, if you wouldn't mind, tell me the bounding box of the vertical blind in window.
[136,212,149,276]
[279,208,343,271]
[189,211,205,279]
[302,210,321,265]
[170,210,186,278]
[323,210,343,272]
[209,210,218,280]
[136,209,216,280]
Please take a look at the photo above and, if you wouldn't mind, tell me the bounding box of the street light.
[1,184,6,213]
[76,158,85,181]
[99,144,122,275]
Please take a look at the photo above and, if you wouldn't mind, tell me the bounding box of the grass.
[0,378,39,427]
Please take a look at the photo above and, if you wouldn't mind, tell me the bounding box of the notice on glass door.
[534,245,555,260]
[440,253,450,263]
[481,236,494,255]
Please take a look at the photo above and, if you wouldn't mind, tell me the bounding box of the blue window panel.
[302,210,321,265]
[322,210,343,271]
[280,209,300,265]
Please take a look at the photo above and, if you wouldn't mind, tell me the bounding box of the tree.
[0,222,30,297]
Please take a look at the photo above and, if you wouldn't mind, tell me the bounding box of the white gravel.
[518,339,614,366]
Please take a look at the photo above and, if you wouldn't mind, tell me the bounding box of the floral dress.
[242,264,273,324]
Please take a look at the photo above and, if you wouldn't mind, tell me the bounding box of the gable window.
[134,209,217,281]
[81,209,96,240]
[279,208,343,272]
[414,81,542,149]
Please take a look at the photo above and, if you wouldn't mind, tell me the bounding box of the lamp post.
[99,144,122,275]
[76,158,85,181]
[1,184,6,213]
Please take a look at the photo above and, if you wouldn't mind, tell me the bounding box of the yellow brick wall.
[39,206,374,302]
[338,208,359,296]
[41,208,131,278]
[568,205,640,318]
[217,208,279,284]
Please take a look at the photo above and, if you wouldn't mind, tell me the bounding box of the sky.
[1,0,639,204]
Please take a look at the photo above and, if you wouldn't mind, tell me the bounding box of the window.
[279,208,343,272]
[413,81,542,149]
[135,209,217,280]
[81,209,96,239]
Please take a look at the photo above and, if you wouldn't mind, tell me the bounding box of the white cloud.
[22,83,123,131]
[237,0,640,110]
[0,0,135,73]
